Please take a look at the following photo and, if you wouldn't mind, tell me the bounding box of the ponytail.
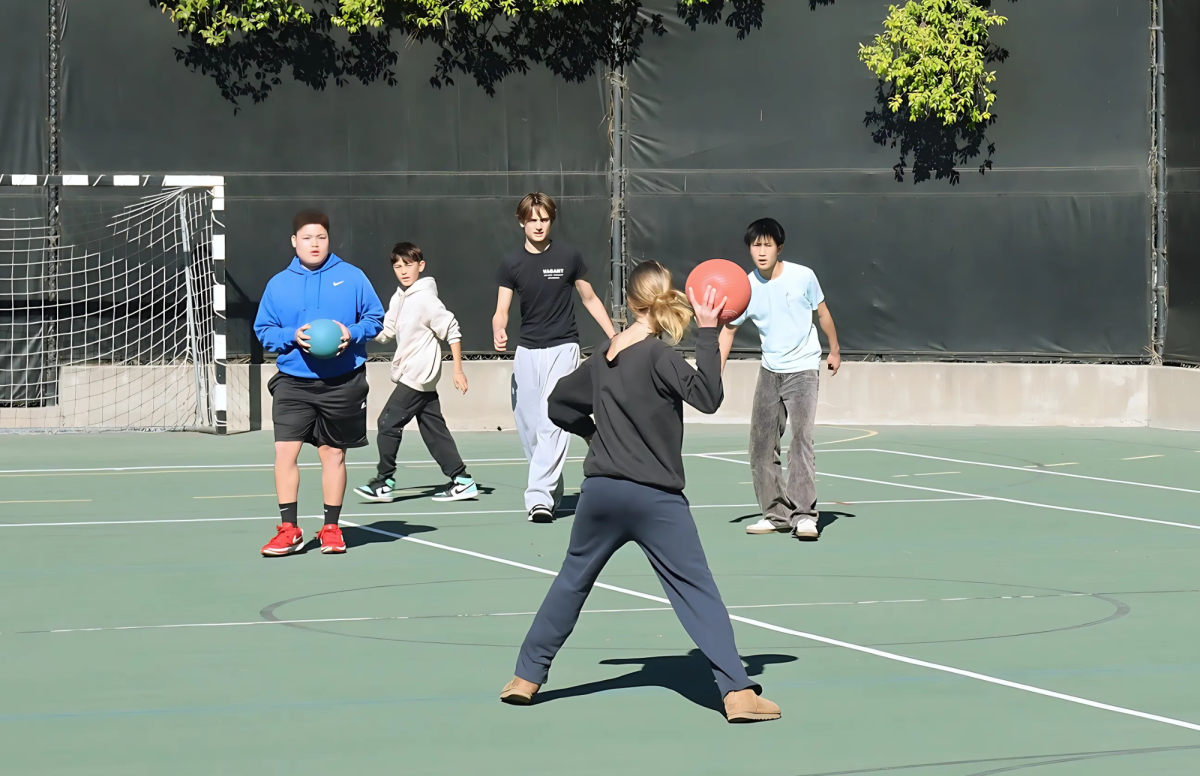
[647,288,693,345]
[627,261,693,345]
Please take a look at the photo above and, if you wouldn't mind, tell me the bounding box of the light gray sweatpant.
[749,368,819,528]
[512,343,581,512]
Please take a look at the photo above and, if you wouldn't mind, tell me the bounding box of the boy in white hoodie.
[355,243,478,503]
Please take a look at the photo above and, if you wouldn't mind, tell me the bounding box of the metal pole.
[180,196,207,427]
[609,62,627,330]
[1153,7,1168,361]
[45,0,62,405]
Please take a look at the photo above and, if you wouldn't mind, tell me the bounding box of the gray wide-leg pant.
[512,343,580,512]
[749,368,819,529]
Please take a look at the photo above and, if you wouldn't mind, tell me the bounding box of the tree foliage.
[159,0,714,45]
[155,1,767,105]
[858,0,1007,126]
[156,0,1011,185]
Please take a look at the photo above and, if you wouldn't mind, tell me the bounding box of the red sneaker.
[262,523,303,556]
[317,524,346,554]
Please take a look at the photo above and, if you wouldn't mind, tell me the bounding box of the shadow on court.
[533,650,797,715]
[353,484,498,507]
[728,511,854,537]
[341,520,437,548]
[556,493,580,516]
[817,511,852,533]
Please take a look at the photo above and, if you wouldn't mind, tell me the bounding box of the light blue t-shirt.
[731,261,825,373]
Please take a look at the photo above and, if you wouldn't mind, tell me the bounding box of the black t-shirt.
[547,326,724,493]
[495,242,588,349]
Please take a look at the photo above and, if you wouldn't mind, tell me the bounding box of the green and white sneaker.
[355,477,399,502]
[432,476,478,503]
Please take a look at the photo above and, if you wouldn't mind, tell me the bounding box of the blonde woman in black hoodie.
[499,260,780,723]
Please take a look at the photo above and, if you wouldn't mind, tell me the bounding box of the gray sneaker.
[792,516,819,540]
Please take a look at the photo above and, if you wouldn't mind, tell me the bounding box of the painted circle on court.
[259,573,1128,650]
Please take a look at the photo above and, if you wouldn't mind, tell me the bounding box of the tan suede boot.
[724,689,781,722]
[500,676,540,705]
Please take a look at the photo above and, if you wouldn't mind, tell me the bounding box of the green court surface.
[2,425,1200,775]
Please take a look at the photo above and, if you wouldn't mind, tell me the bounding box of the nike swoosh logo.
[333,281,345,286]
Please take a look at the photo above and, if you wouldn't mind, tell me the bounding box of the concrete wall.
[1148,365,1200,431]
[0,365,215,430]
[8,361,1200,432]
[237,362,518,434]
[225,360,1200,433]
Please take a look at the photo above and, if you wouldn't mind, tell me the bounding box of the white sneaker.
[745,518,790,535]
[793,516,819,540]
[528,505,554,524]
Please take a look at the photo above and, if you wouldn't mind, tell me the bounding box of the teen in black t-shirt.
[494,240,587,348]
[492,193,616,523]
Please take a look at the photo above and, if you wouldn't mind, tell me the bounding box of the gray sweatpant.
[749,368,819,529]
[512,343,580,512]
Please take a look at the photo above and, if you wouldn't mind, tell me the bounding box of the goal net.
[0,175,226,432]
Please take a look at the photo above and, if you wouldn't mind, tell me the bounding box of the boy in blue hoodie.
[253,211,385,556]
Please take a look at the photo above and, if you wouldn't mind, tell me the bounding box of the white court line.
[698,454,1200,532]
[819,449,1200,496]
[0,509,529,529]
[22,592,1103,635]
[0,457,554,475]
[0,452,770,477]
[825,498,985,506]
[0,499,982,529]
[1123,455,1164,461]
[336,519,1200,735]
[0,499,91,504]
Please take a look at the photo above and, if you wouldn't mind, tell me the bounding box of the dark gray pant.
[515,476,758,698]
[375,383,466,481]
[750,368,819,529]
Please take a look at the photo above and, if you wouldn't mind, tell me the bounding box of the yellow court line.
[814,427,879,447]
[406,461,527,469]
[193,494,277,500]
[0,469,268,479]
[0,499,91,504]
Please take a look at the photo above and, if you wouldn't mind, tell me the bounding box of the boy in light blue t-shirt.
[718,218,840,541]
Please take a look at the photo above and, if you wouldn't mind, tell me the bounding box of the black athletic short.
[269,366,369,449]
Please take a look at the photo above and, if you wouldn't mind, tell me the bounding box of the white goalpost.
[0,174,227,433]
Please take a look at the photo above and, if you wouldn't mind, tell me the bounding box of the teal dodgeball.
[305,319,343,360]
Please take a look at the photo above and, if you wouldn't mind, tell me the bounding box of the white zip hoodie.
[373,276,462,392]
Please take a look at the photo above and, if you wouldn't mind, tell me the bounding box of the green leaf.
[858,0,1007,127]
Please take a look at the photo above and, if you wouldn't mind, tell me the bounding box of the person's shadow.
[343,520,436,548]
[352,483,497,506]
[286,520,437,553]
[729,510,853,537]
[556,493,580,517]
[533,650,796,715]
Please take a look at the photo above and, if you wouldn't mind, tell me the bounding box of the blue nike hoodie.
[254,254,385,379]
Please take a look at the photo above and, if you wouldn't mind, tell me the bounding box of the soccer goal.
[0,175,227,433]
